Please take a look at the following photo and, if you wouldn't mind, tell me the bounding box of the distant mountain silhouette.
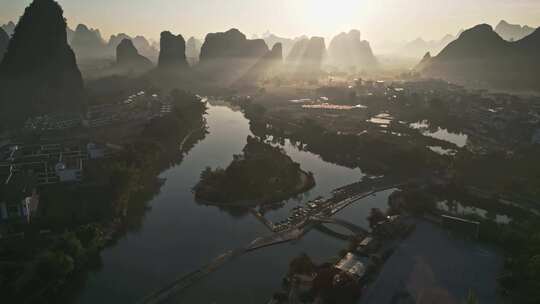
[263,33,296,58]
[132,36,159,62]
[109,33,159,62]
[200,29,268,61]
[66,26,75,43]
[495,20,536,41]
[116,39,153,74]
[71,23,110,60]
[268,43,283,61]
[419,24,540,91]
[0,0,84,126]
[109,33,132,49]
[238,42,283,84]
[1,21,15,36]
[420,51,432,61]
[158,31,188,70]
[286,38,309,63]
[198,28,269,84]
[186,37,202,65]
[0,28,9,62]
[401,34,456,59]
[415,52,432,71]
[287,37,326,80]
[328,30,378,71]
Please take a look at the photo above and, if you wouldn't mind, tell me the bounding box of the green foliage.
[465,290,479,304]
[14,250,75,301]
[453,147,540,200]
[35,251,74,284]
[2,223,105,303]
[389,189,436,215]
[528,255,540,278]
[108,162,141,215]
[288,253,315,275]
[3,90,207,302]
[479,219,540,303]
[243,103,267,121]
[367,208,387,229]
[170,89,207,118]
[195,136,313,204]
[271,118,441,176]
[54,233,85,266]
[75,224,104,254]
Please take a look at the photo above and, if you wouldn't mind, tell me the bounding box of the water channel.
[75,102,395,304]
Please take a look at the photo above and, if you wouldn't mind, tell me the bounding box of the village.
[267,184,498,304]
[0,89,199,231]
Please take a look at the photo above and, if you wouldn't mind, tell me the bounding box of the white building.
[87,142,106,159]
[334,252,366,280]
[55,160,82,182]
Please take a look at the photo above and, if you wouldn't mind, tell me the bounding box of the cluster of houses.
[0,142,110,223]
[84,91,168,128]
[6,91,173,225]
[24,113,82,132]
[280,216,412,304]
[24,91,170,132]
[358,79,540,153]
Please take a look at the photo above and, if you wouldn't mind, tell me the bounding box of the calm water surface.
[76,103,393,304]
[410,120,468,148]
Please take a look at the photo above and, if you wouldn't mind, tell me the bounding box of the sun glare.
[310,0,361,18]
[291,0,365,36]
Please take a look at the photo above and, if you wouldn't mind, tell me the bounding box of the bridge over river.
[138,178,415,304]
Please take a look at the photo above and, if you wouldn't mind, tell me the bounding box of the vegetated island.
[194,136,315,205]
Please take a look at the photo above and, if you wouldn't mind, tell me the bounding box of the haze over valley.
[1,1,540,304]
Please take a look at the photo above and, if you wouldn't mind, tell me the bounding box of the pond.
[410,120,468,148]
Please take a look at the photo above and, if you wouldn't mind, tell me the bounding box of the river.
[75,102,394,304]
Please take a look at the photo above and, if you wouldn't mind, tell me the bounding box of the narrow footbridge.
[137,178,415,304]
[309,215,369,235]
[137,249,245,304]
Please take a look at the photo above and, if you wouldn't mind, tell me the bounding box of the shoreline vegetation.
[194,136,315,206]
[0,90,208,303]
[229,92,540,303]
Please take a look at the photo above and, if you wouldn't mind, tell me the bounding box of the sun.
[290,0,364,35]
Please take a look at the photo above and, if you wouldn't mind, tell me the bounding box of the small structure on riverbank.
[335,252,367,282]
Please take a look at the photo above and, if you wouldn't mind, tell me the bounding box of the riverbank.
[67,100,395,304]
[196,169,315,208]
[0,91,208,303]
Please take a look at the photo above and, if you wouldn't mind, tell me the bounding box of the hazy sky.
[1,0,539,43]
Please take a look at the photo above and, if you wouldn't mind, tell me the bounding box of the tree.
[244,103,267,121]
[289,253,315,275]
[56,233,83,255]
[465,290,479,304]
[35,251,74,282]
[367,208,386,229]
[528,255,540,279]
[200,166,214,183]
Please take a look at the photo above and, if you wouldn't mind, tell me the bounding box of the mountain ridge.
[419,24,540,91]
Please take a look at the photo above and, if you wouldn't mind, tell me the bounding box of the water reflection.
[437,200,512,224]
[367,113,393,127]
[428,146,457,156]
[410,120,468,148]
[76,102,390,304]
